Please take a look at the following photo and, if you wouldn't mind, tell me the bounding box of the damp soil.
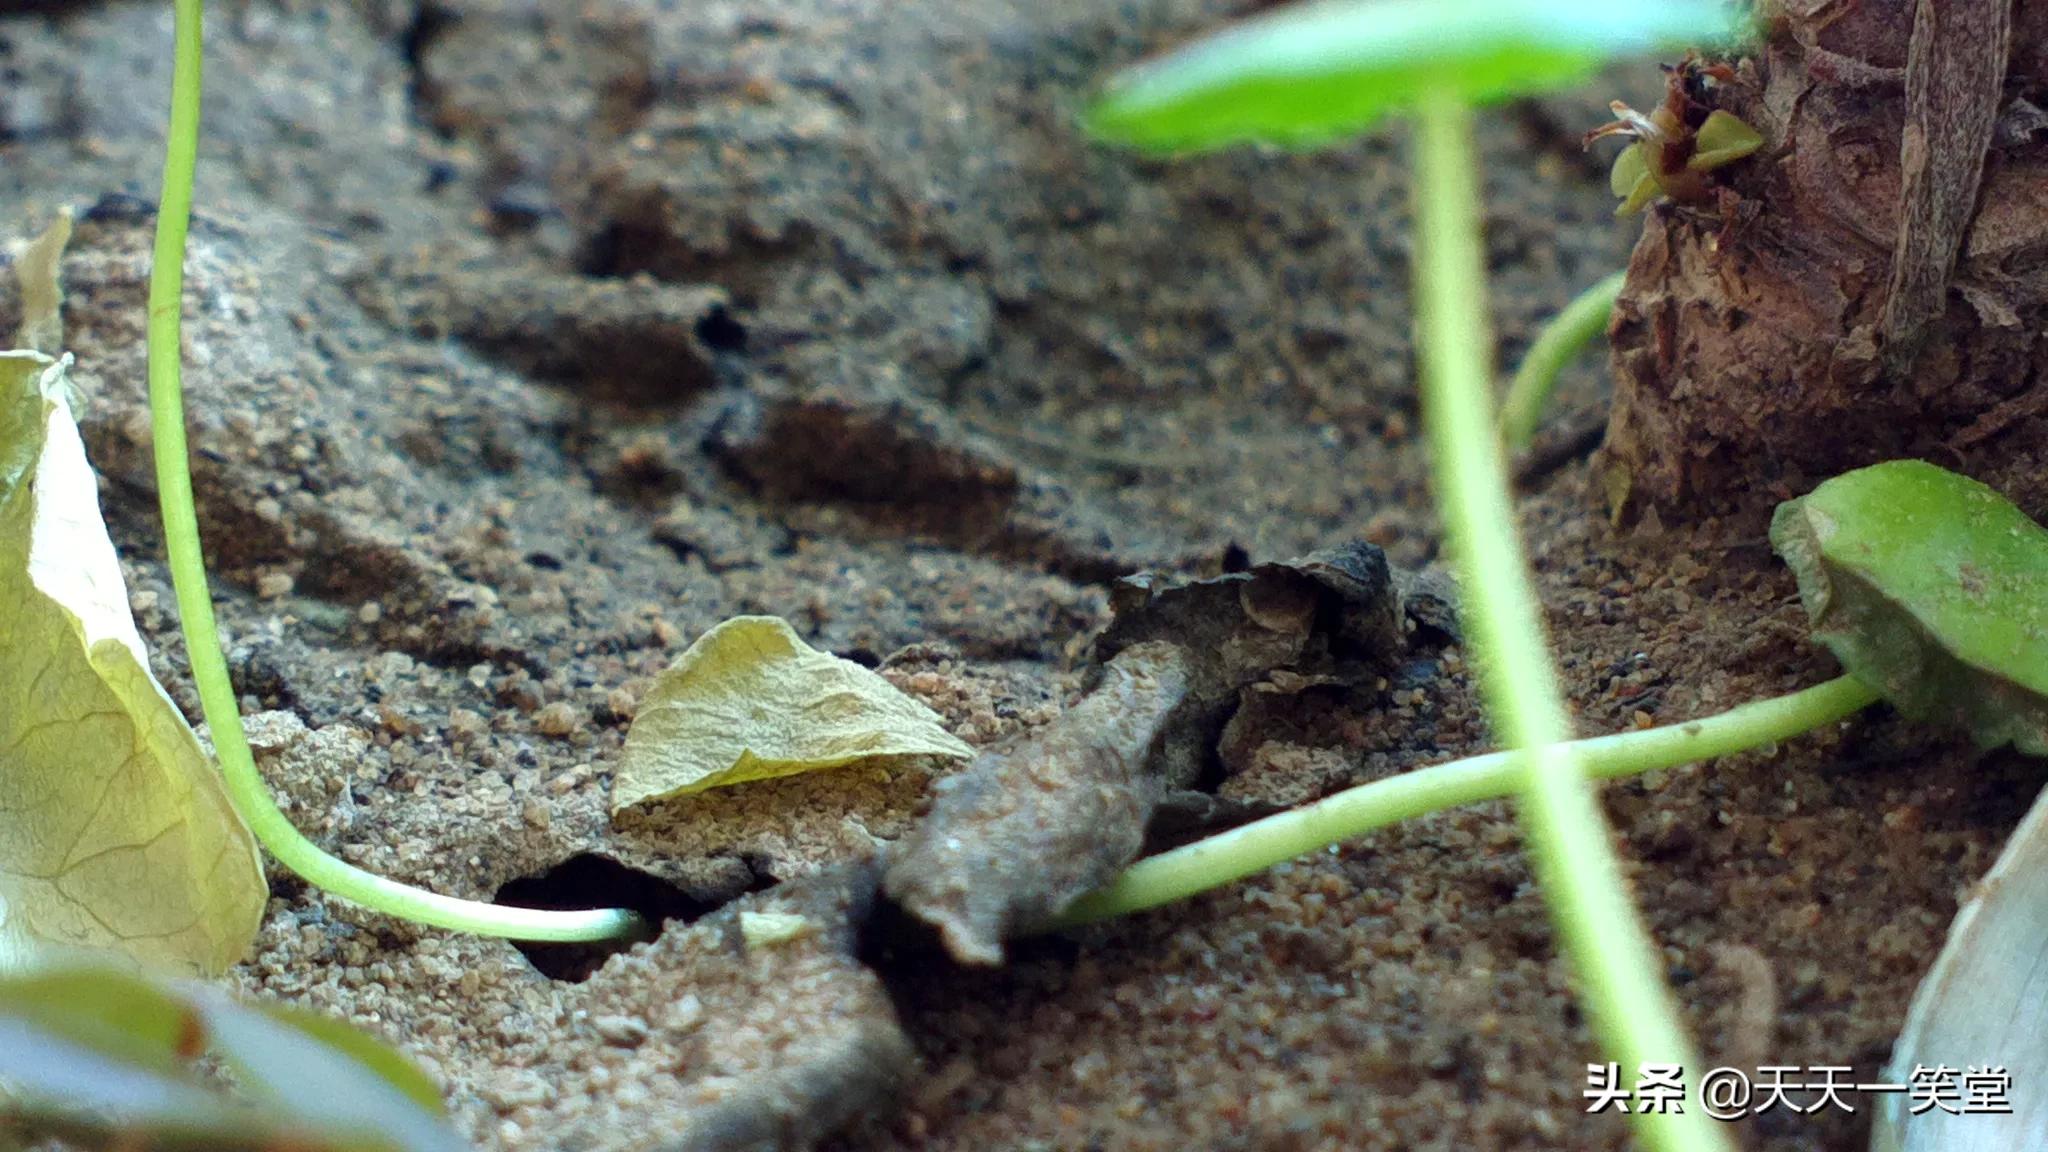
[2,2,2039,1150]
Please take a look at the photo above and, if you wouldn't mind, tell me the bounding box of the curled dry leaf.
[0,352,265,976]
[612,615,974,810]
[885,641,1193,965]
[1770,460,2048,754]
[886,542,1404,964]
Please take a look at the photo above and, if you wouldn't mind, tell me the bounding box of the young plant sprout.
[1507,59,1761,444]
[1504,58,1766,450]
[1086,4,1746,1150]
[1585,56,1763,215]
[148,0,644,943]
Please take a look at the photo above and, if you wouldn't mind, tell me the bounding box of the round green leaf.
[1084,0,1742,154]
[1770,460,2048,755]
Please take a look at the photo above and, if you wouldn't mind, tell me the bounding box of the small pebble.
[605,685,638,721]
[257,571,295,599]
[662,994,705,1034]
[449,708,489,741]
[591,1015,649,1047]
[535,700,580,737]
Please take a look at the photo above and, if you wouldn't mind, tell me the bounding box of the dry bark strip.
[884,543,1405,964]
[1880,0,2013,369]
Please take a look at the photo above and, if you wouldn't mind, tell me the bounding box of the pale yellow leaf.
[738,910,810,948]
[612,615,974,809]
[12,212,71,354]
[0,351,265,977]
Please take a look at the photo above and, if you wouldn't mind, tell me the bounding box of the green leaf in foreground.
[231,1000,449,1116]
[0,352,265,976]
[0,965,463,1152]
[202,995,457,1150]
[0,964,204,1074]
[612,615,975,809]
[1770,460,2048,755]
[1083,0,1740,154]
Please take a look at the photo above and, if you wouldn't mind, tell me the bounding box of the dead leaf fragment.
[737,910,811,948]
[11,211,71,353]
[887,542,1410,964]
[612,615,974,810]
[0,352,265,976]
[884,641,1194,964]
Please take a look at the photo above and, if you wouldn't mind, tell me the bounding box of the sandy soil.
[2,1,2037,1150]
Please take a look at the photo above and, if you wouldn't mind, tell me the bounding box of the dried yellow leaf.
[738,910,810,948]
[12,212,71,354]
[611,615,973,809]
[0,352,265,976]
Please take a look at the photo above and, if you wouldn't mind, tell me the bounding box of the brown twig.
[1880,0,2013,372]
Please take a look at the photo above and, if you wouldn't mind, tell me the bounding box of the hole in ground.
[694,305,747,353]
[856,894,1088,1056]
[493,853,759,981]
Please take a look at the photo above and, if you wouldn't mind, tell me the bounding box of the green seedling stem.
[1059,674,1878,922]
[149,0,645,943]
[1408,84,1726,1152]
[1499,270,1625,451]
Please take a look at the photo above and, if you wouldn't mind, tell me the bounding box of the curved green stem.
[149,0,644,944]
[1409,85,1723,1152]
[1499,270,1625,451]
[1058,675,1877,924]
